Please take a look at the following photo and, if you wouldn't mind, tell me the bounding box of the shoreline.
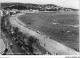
[9,13,80,55]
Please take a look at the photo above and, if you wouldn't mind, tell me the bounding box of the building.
[0,10,3,17]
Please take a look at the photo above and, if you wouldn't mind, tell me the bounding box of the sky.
[0,0,79,9]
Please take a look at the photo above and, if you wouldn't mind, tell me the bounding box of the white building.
[0,10,3,17]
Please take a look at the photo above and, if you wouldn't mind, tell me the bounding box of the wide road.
[9,13,80,55]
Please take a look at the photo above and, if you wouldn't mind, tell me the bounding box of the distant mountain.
[1,2,78,11]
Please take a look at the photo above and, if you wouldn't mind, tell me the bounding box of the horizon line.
[0,1,79,9]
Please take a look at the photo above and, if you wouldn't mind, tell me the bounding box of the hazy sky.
[0,0,79,9]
